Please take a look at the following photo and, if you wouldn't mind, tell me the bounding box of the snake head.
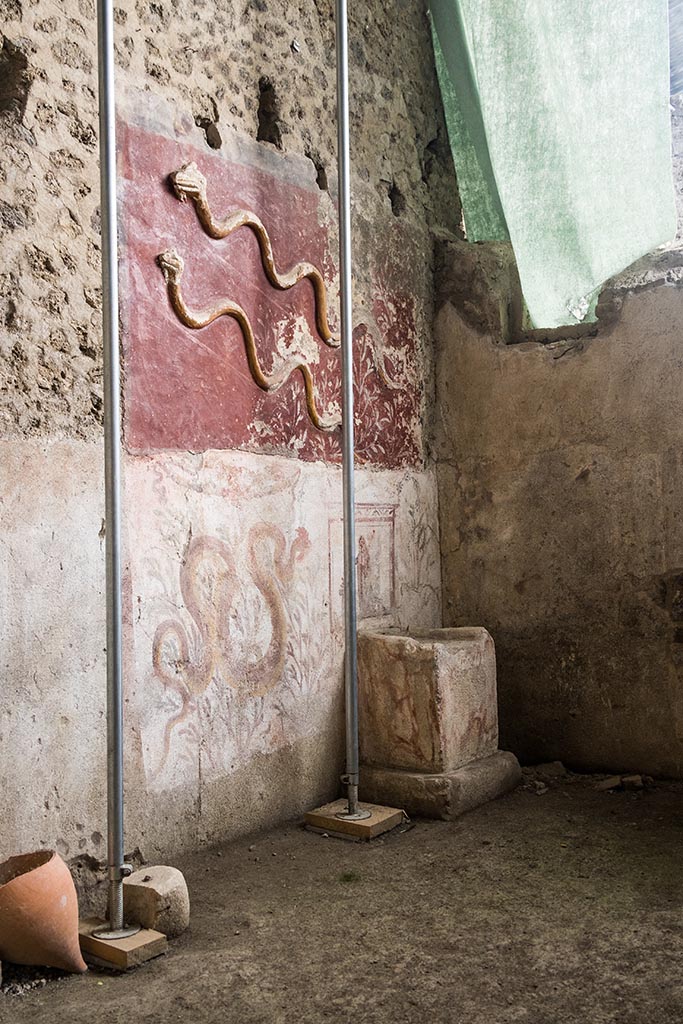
[156,249,184,284]
[170,162,208,204]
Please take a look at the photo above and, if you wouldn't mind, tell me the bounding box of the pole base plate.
[79,917,167,971]
[304,799,405,840]
[92,924,142,941]
[335,807,372,821]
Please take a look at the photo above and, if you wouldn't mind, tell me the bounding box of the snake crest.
[152,524,311,765]
[170,162,207,205]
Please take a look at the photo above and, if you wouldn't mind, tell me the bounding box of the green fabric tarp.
[430,0,677,328]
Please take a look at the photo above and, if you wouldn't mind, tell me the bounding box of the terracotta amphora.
[0,850,87,972]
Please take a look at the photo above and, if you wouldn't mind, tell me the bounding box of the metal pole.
[94,0,139,939]
[334,0,370,822]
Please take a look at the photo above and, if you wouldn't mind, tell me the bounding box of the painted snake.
[157,248,340,431]
[170,161,339,349]
[159,162,403,418]
[152,524,311,766]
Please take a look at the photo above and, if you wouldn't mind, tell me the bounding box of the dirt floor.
[2,772,682,1024]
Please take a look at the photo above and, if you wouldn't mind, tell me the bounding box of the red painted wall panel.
[119,120,422,467]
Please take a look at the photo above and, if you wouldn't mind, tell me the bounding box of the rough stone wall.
[0,0,459,439]
[432,75,683,780]
[0,0,458,868]
[435,249,683,778]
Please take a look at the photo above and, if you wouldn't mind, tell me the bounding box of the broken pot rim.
[0,849,56,888]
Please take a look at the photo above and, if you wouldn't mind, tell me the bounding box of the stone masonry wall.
[0,0,459,438]
[0,0,459,872]
[435,255,683,778]
[433,73,683,781]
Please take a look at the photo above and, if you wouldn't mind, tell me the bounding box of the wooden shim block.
[304,824,363,842]
[304,799,404,839]
[79,917,168,970]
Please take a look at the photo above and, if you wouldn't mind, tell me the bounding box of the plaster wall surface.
[124,451,441,857]
[0,0,455,864]
[0,440,107,860]
[0,439,441,864]
[435,281,683,777]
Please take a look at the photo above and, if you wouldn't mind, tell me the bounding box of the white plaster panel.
[0,441,107,863]
[0,440,441,861]
[123,450,441,848]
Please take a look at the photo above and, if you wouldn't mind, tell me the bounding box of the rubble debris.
[0,962,67,997]
[594,776,623,792]
[594,773,649,792]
